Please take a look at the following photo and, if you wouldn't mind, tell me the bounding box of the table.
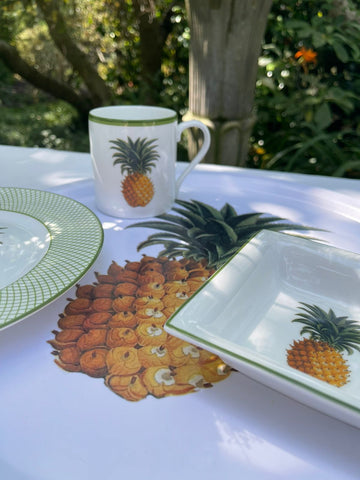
[1,144,360,480]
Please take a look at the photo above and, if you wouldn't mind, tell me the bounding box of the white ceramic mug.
[89,105,211,218]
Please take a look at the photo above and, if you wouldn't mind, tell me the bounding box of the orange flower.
[295,47,317,64]
[254,146,266,155]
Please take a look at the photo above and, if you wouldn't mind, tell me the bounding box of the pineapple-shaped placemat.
[49,199,313,401]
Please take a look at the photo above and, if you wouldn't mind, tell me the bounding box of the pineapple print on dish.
[287,303,360,387]
[111,136,159,208]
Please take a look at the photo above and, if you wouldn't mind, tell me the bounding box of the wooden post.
[185,0,273,166]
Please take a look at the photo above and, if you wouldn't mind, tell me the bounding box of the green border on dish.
[0,187,104,329]
[166,231,360,417]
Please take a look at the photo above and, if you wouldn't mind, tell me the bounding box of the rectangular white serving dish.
[165,230,360,428]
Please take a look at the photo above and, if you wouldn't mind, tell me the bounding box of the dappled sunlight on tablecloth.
[215,417,320,476]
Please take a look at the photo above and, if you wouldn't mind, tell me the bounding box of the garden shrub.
[249,0,360,177]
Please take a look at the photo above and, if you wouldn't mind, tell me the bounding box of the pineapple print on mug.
[111,136,159,208]
[89,105,211,219]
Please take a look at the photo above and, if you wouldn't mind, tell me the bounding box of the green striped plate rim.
[0,188,103,329]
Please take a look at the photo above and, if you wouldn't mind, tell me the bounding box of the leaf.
[185,200,224,221]
[333,160,360,177]
[127,220,188,238]
[142,232,188,244]
[312,31,326,48]
[220,203,238,221]
[314,103,333,129]
[227,212,265,229]
[170,207,207,228]
[205,219,238,244]
[331,40,349,63]
[151,213,193,229]
[187,227,208,240]
[285,19,312,31]
[174,199,200,214]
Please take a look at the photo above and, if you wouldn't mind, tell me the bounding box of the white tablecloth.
[1,145,360,480]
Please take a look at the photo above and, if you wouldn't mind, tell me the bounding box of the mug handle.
[175,120,211,195]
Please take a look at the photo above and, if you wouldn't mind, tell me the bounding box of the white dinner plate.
[165,230,360,428]
[0,187,103,329]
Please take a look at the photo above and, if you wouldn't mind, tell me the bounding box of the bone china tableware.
[89,105,210,218]
[0,187,103,329]
[166,230,360,428]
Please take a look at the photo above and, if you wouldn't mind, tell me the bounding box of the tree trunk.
[185,0,273,166]
[132,0,164,105]
[133,0,180,105]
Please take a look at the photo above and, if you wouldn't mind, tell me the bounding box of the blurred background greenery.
[1,0,360,177]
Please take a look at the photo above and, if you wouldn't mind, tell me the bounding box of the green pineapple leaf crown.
[111,136,160,175]
[127,199,317,269]
[293,302,360,355]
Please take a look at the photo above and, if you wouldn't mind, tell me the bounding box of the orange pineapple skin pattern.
[287,338,350,387]
[122,172,154,207]
[49,256,231,401]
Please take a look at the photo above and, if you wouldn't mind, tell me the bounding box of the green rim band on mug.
[89,112,178,126]
[89,105,211,218]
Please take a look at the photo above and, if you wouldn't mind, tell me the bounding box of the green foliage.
[0,0,37,42]
[160,5,189,115]
[0,0,188,153]
[84,0,188,110]
[249,0,360,177]
[0,71,89,151]
[1,0,360,178]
